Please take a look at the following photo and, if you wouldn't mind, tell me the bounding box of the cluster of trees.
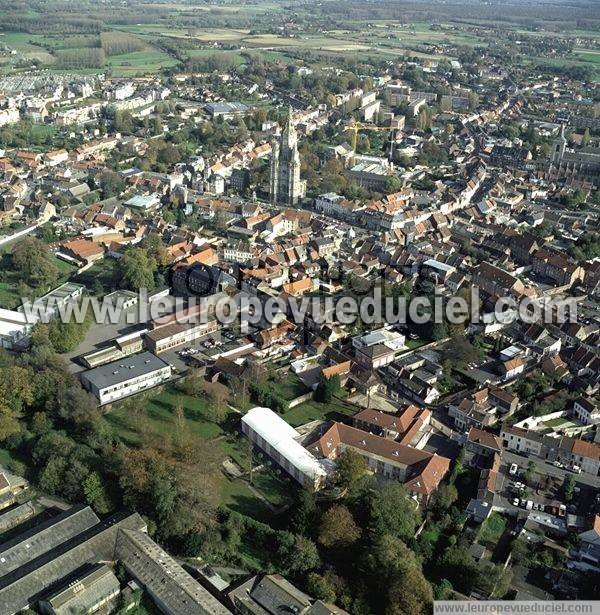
[0,335,224,549]
[511,369,553,403]
[249,380,289,414]
[55,47,105,68]
[117,237,171,292]
[100,31,144,56]
[559,188,589,210]
[570,230,600,260]
[192,463,431,615]
[135,138,183,173]
[239,56,365,107]
[11,237,59,294]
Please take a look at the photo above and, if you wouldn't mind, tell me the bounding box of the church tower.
[269,108,306,206]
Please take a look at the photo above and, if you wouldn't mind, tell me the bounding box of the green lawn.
[478,512,507,548]
[107,49,179,76]
[0,251,77,309]
[106,386,227,447]
[573,50,600,65]
[250,468,294,508]
[106,385,291,522]
[282,395,358,427]
[270,373,309,402]
[543,417,579,430]
[72,258,119,296]
[221,477,273,523]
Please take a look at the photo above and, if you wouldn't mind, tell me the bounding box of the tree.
[318,505,361,548]
[307,572,337,603]
[203,381,230,424]
[47,304,93,353]
[290,488,317,536]
[477,562,512,598]
[372,535,433,615]
[563,473,575,501]
[385,175,403,193]
[369,483,420,542]
[119,248,157,291]
[432,483,458,512]
[83,471,109,513]
[277,533,320,575]
[443,334,483,368]
[12,237,58,290]
[314,374,340,403]
[99,170,125,197]
[439,545,479,594]
[335,449,368,490]
[523,461,536,487]
[140,233,171,267]
[0,363,34,440]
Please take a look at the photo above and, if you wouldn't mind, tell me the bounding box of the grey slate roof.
[41,563,120,614]
[0,510,146,615]
[0,504,99,577]
[116,529,233,615]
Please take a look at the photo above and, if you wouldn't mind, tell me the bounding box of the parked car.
[558,504,567,517]
[553,461,564,468]
[571,465,581,474]
[512,498,520,507]
[526,500,534,510]
[509,463,519,476]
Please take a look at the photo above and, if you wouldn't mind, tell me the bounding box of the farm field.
[106,49,178,76]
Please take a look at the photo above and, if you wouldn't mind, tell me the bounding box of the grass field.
[106,49,179,76]
[106,386,226,446]
[573,49,600,65]
[478,512,507,548]
[105,384,293,521]
[72,259,119,296]
[0,251,77,309]
[282,395,358,427]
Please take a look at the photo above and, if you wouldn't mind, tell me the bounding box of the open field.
[106,49,178,76]
[282,396,359,428]
[105,384,292,521]
[573,49,600,65]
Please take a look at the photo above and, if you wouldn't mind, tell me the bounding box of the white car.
[509,463,518,476]
[512,498,520,507]
[553,461,564,468]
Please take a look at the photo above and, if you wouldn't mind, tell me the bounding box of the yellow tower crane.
[343,121,396,160]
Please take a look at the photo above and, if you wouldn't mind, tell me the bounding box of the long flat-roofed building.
[0,505,100,578]
[115,528,233,615]
[242,407,334,490]
[80,351,171,404]
[0,509,146,615]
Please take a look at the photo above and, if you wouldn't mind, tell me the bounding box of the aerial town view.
[0,0,599,613]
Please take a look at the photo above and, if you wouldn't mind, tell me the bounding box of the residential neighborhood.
[0,0,599,613]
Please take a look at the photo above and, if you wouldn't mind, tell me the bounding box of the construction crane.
[343,120,396,160]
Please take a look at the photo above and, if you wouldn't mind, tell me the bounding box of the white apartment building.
[80,351,171,404]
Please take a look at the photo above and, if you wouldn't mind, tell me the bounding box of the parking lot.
[499,460,597,519]
[159,328,254,375]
